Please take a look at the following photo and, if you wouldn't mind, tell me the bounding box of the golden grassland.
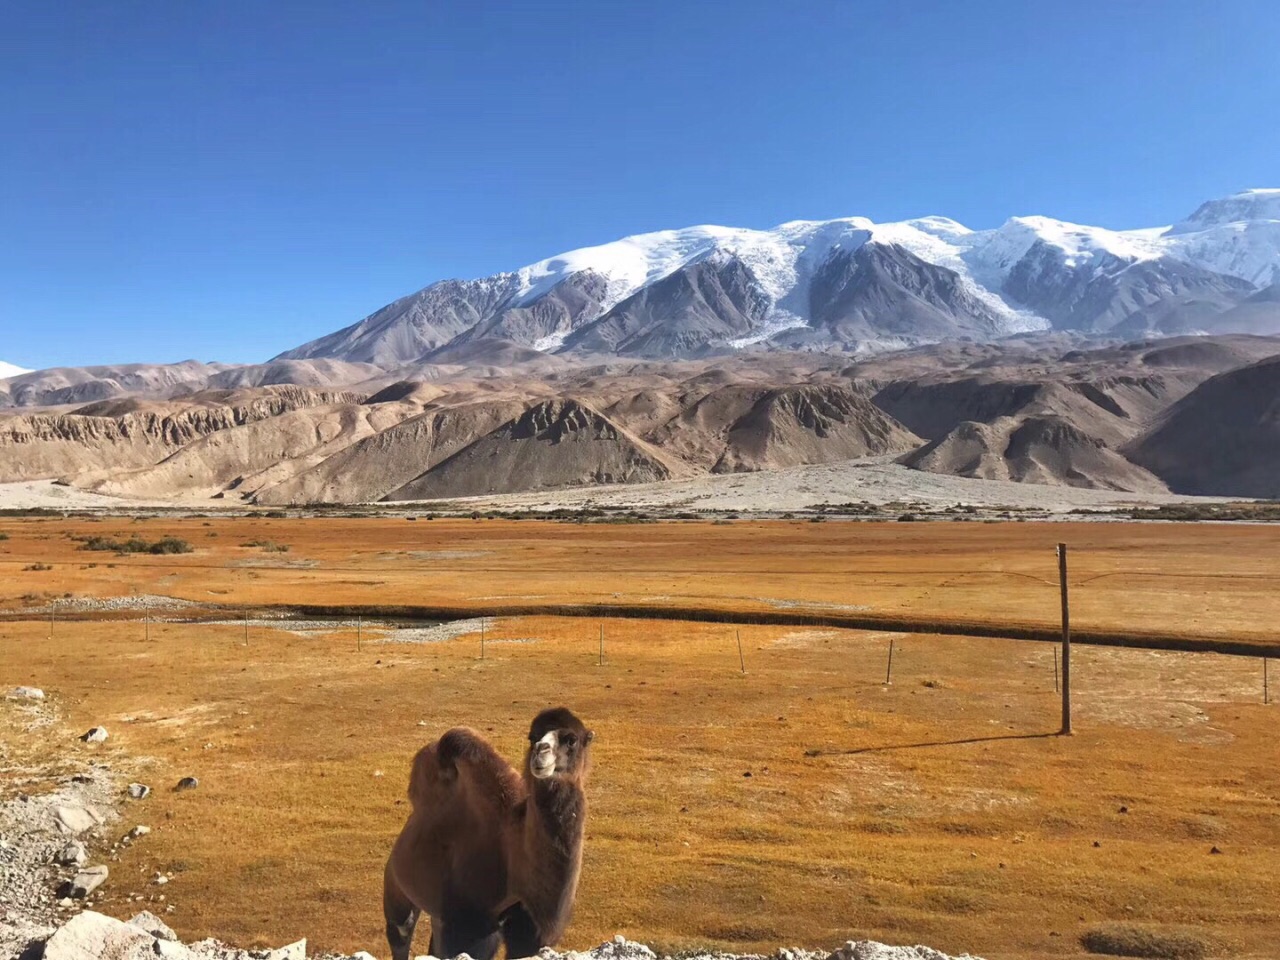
[2,517,1279,959]
[2,515,1279,643]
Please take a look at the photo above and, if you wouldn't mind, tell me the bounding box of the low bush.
[1080,925,1210,960]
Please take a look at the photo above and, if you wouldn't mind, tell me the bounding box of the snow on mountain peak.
[0,361,32,380]
[1169,188,1280,235]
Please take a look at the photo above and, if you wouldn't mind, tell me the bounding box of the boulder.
[265,939,306,960]
[128,782,152,800]
[154,940,194,960]
[63,864,109,899]
[54,804,103,835]
[126,824,153,841]
[81,727,109,744]
[175,777,199,792]
[128,911,178,941]
[43,911,156,960]
[54,841,86,866]
[9,686,45,700]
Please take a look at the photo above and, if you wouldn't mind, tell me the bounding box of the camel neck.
[524,775,585,860]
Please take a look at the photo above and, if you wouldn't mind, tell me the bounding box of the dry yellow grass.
[2,517,1278,959]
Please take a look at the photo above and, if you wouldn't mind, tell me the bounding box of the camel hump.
[436,727,494,771]
[407,727,515,810]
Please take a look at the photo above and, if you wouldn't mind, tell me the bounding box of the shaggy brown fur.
[383,707,593,960]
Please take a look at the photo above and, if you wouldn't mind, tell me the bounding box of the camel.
[383,707,593,960]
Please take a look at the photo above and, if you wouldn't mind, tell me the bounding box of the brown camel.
[383,707,593,960]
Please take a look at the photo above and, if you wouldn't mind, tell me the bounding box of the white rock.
[827,940,983,960]
[129,911,177,940]
[129,783,152,799]
[66,865,109,898]
[350,953,378,960]
[81,727,109,743]
[265,938,306,960]
[43,910,153,960]
[55,841,87,866]
[55,804,103,835]
[154,940,194,960]
[127,825,153,840]
[9,686,45,700]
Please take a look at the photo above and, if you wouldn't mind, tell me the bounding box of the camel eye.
[561,733,577,747]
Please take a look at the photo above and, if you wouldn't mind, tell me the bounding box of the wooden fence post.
[598,623,604,666]
[736,629,746,675]
[884,637,895,685]
[1058,543,1072,735]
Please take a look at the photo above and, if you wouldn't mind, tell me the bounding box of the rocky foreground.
[16,913,981,960]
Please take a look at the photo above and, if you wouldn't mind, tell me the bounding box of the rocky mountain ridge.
[275,189,1280,363]
[2,334,1277,502]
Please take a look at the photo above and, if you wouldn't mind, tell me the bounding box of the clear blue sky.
[3,1,1278,369]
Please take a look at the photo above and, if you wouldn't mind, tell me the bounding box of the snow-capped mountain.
[277,189,1280,365]
[0,361,32,380]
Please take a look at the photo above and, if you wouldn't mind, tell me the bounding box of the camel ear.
[586,730,595,744]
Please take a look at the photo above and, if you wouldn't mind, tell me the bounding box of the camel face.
[526,707,593,782]
[530,731,559,779]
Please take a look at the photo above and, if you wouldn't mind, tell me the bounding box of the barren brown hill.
[710,385,919,473]
[0,386,360,484]
[384,398,678,499]
[903,415,1169,492]
[255,398,527,505]
[2,334,1279,503]
[1127,353,1280,497]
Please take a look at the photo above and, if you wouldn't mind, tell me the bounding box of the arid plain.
[3,516,1279,960]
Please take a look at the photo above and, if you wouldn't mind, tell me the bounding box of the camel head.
[526,707,593,782]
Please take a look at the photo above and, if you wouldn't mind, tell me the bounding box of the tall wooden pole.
[1053,645,1059,693]
[598,623,604,666]
[884,637,895,685]
[1058,543,1072,735]
[736,629,746,675]
[1265,657,1270,705]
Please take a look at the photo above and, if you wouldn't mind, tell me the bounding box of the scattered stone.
[1210,845,1223,854]
[128,783,152,800]
[174,777,198,792]
[62,865,109,899]
[54,804,103,835]
[1117,805,1128,814]
[1092,841,1102,848]
[128,910,177,940]
[81,727,109,744]
[54,841,86,867]
[43,910,152,960]
[154,940,194,960]
[265,938,306,960]
[154,874,169,886]
[9,686,45,700]
[125,825,152,841]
